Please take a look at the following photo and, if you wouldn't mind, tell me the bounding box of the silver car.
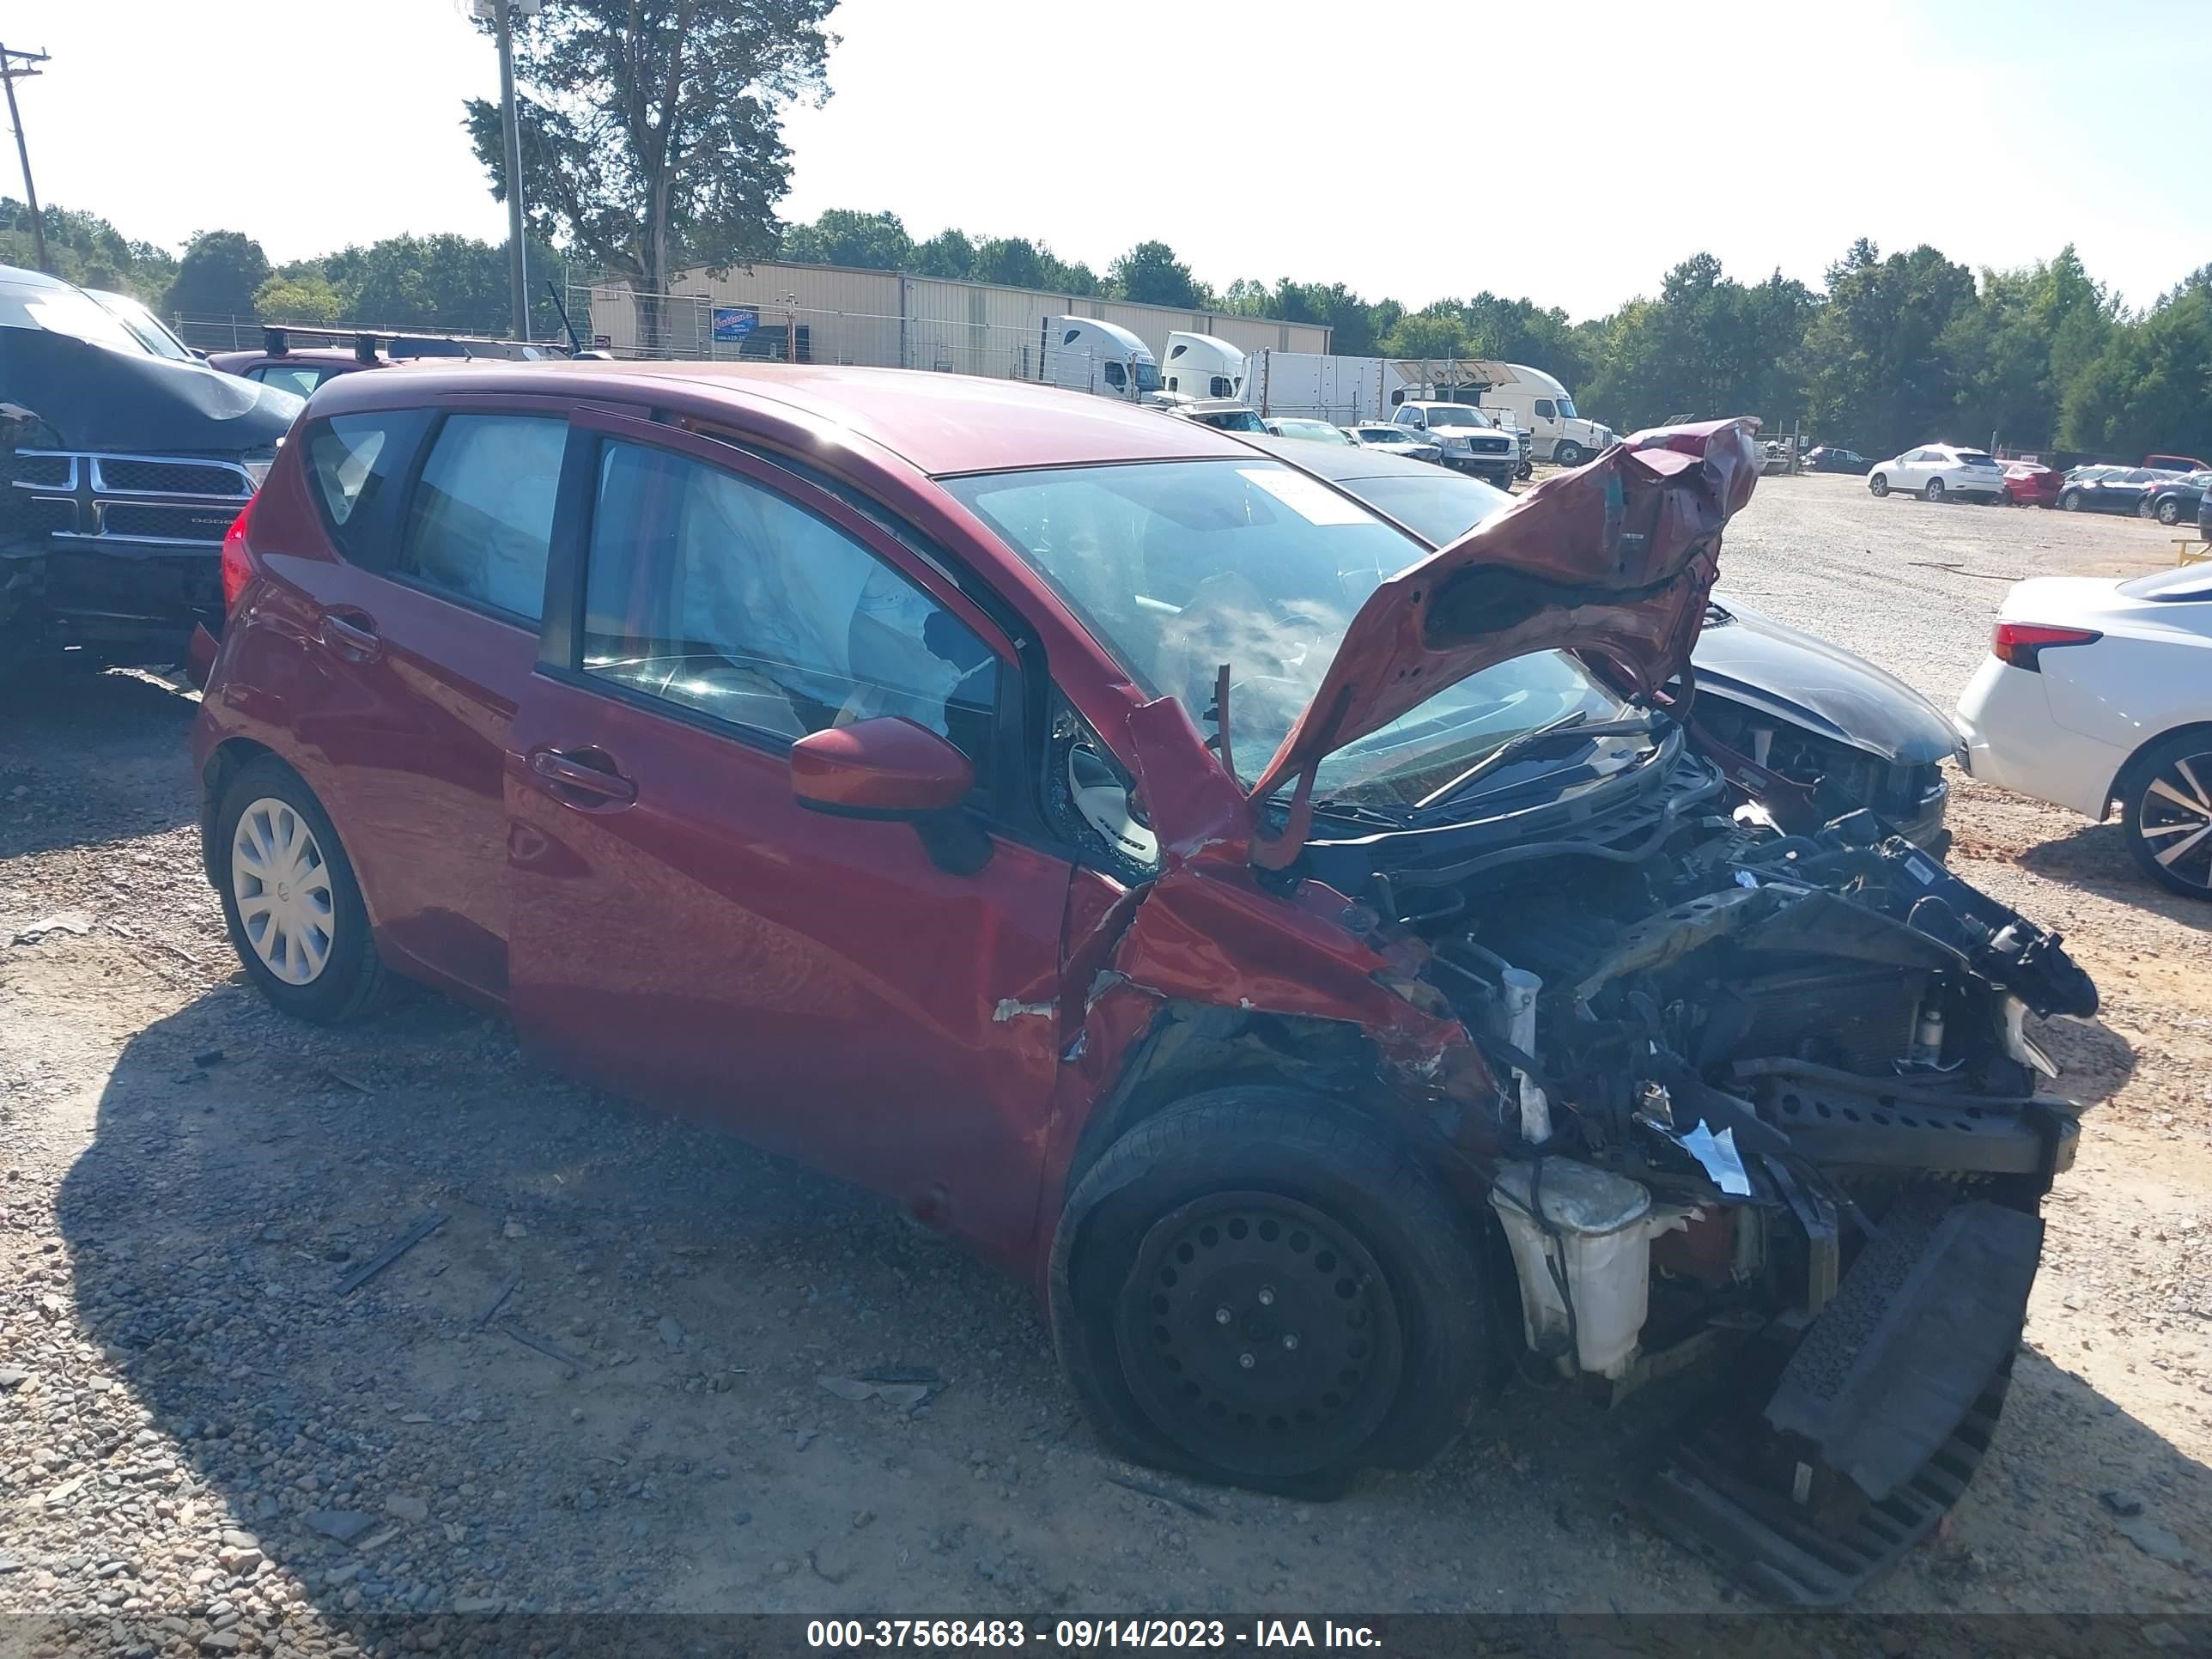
[1343,422,1443,464]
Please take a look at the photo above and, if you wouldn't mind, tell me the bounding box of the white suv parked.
[1868,444,2008,504]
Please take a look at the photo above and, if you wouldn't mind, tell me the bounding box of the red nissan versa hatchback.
[193,365,2096,1602]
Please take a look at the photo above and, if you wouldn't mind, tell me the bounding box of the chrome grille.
[97,502,241,543]
[94,457,255,498]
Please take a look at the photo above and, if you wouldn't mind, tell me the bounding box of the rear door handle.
[529,746,638,809]
[319,611,381,659]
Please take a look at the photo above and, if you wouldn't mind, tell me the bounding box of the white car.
[1869,443,2009,503]
[1261,416,1357,446]
[1342,422,1443,464]
[1954,565,2212,897]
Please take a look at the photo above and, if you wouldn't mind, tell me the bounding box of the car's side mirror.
[792,717,972,817]
[791,718,990,874]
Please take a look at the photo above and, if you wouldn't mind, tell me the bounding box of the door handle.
[319,611,381,659]
[530,746,637,808]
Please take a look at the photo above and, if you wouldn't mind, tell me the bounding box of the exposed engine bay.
[1298,741,2097,1602]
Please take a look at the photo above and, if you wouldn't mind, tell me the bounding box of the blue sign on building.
[711,306,760,343]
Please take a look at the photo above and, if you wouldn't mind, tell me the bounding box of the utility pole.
[486,0,536,341]
[0,43,49,274]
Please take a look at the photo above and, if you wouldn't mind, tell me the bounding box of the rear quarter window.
[304,410,432,559]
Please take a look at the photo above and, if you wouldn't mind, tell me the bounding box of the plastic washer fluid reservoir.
[1489,1159,1656,1379]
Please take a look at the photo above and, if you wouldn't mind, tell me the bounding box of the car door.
[503,411,1075,1266]
[276,398,568,1006]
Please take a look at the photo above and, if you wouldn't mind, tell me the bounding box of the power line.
[0,41,47,273]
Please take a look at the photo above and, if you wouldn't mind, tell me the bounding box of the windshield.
[0,278,149,356]
[88,291,194,362]
[2118,566,2212,601]
[1554,396,1578,420]
[942,459,1633,806]
[1276,420,1352,444]
[1202,409,1266,432]
[1134,359,1161,395]
[1349,471,1513,548]
[1423,405,1482,428]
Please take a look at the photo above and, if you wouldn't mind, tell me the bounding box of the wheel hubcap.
[231,798,336,984]
[1115,1192,1403,1479]
[2142,755,2212,890]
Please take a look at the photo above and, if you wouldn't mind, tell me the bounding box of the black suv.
[0,264,301,668]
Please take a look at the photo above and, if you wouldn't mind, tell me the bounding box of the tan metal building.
[583,260,1331,376]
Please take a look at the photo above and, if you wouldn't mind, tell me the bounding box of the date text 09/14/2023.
[805,1620,1384,1649]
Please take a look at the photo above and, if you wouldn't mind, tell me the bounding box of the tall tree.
[163,231,271,320]
[465,0,836,334]
[779,208,912,270]
[1108,240,1205,308]
[910,228,975,280]
[1800,240,1978,454]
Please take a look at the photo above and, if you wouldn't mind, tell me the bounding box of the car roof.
[306,361,1250,476]
[0,262,70,294]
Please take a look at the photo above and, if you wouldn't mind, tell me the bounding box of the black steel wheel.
[1114,1191,1405,1481]
[2122,732,2212,900]
[1050,1088,1490,1491]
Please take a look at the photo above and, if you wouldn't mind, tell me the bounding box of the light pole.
[0,43,49,274]
[476,0,538,341]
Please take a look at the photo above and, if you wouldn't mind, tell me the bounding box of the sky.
[10,0,2210,321]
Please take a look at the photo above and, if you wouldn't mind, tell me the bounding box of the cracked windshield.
[945,459,1632,805]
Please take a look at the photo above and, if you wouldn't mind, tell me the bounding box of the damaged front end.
[1103,418,2100,1603]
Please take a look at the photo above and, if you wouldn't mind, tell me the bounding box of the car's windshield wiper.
[1413,711,1654,813]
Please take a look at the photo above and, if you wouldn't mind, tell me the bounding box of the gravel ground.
[3,478,2209,1652]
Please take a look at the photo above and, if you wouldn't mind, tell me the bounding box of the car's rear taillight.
[1992,621,2101,671]
[220,497,258,611]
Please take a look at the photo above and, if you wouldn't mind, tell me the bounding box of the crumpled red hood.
[1242,418,1762,825]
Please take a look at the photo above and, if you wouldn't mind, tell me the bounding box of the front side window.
[1103,361,1127,390]
[581,442,1000,770]
[400,414,564,621]
[942,459,1632,807]
[1534,399,1556,420]
[1210,375,1232,398]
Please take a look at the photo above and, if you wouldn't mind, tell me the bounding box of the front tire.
[215,757,396,1022]
[2059,489,2081,512]
[1924,477,1946,502]
[1553,441,1584,468]
[1869,473,1889,497]
[2119,732,2212,901]
[1049,1089,1489,1491]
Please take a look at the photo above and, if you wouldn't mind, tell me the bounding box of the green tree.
[779,208,912,270]
[164,231,272,320]
[253,271,346,324]
[1381,301,1467,362]
[2060,268,2212,460]
[1107,240,1205,307]
[910,228,975,279]
[1799,239,1978,454]
[1218,276,1272,316]
[465,0,836,339]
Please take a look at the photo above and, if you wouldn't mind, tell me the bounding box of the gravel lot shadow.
[2016,823,2212,935]
[0,669,200,860]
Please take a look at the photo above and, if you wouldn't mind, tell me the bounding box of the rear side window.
[579,441,1000,772]
[303,410,430,557]
[400,414,565,622]
[255,365,328,398]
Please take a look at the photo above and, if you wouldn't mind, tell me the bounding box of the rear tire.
[2118,731,2212,901]
[1049,1089,1490,1492]
[215,757,398,1023]
[1869,473,1889,497]
[2156,498,2184,526]
[1923,477,1946,503]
